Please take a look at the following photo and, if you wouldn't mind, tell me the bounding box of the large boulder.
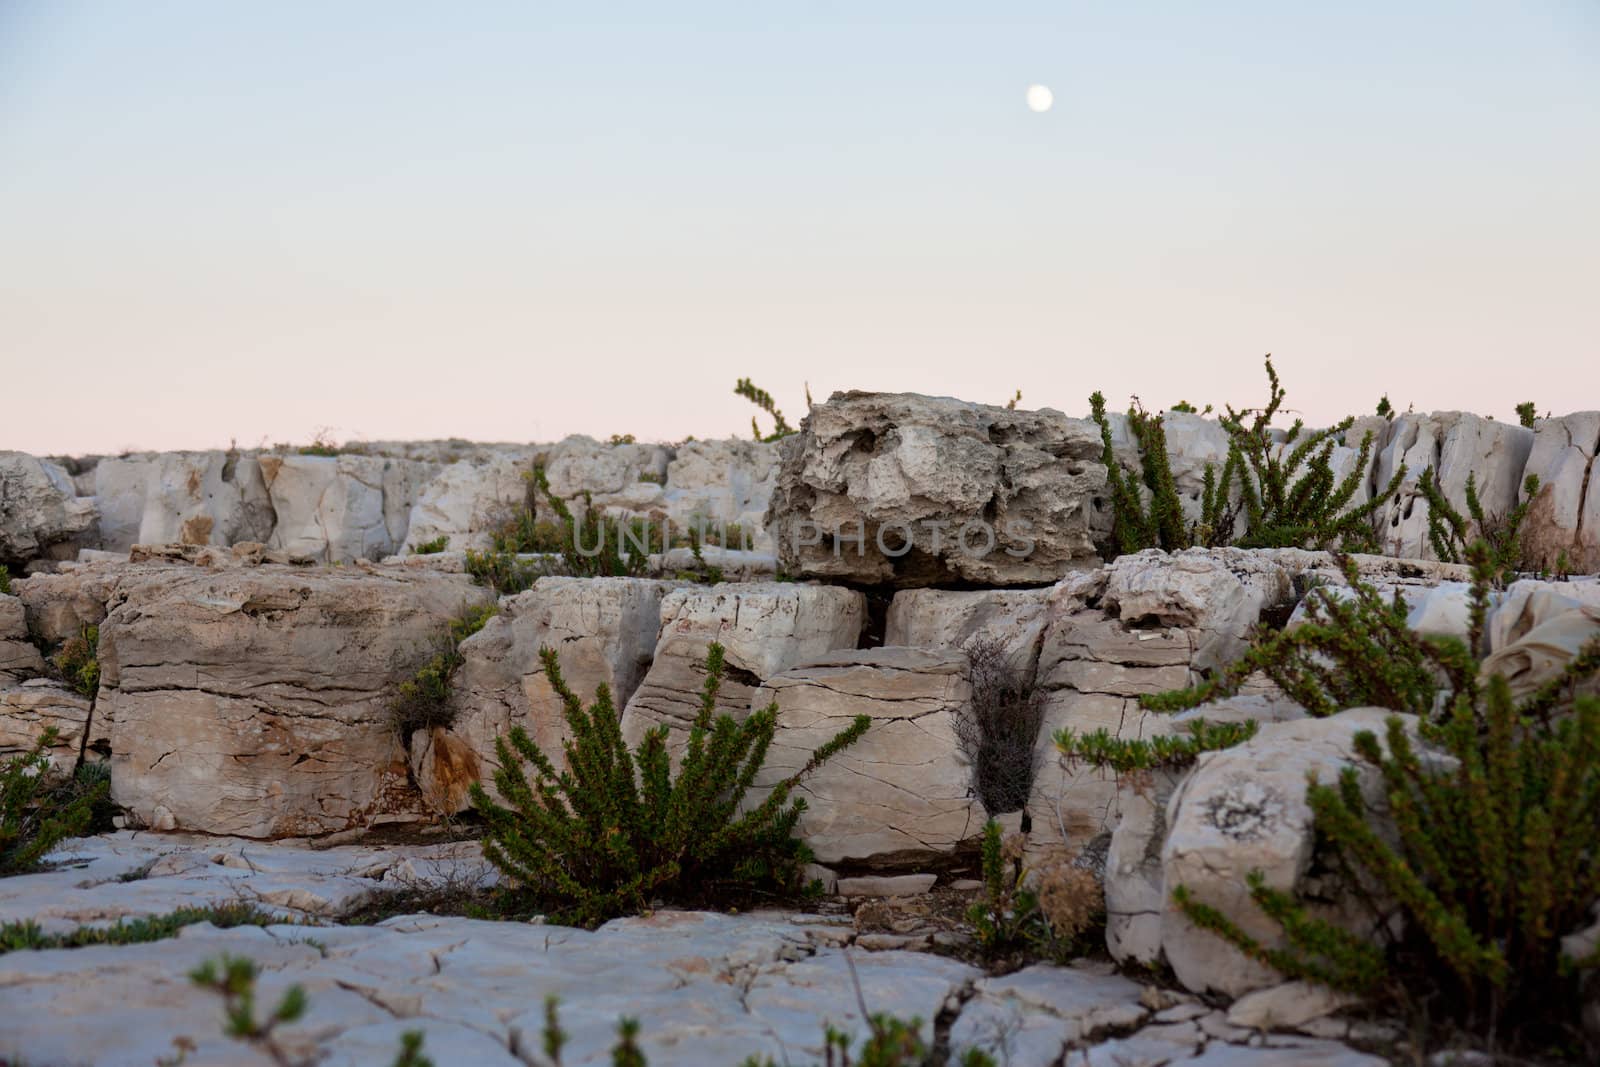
[1373,412,1534,560]
[90,451,274,553]
[765,392,1106,586]
[539,436,672,513]
[96,565,490,837]
[0,593,45,683]
[751,647,985,867]
[660,439,780,552]
[401,456,530,554]
[259,454,437,562]
[411,576,678,811]
[0,680,92,776]
[0,452,96,566]
[1159,708,1418,996]
[884,587,1051,662]
[619,583,864,756]
[1519,412,1600,575]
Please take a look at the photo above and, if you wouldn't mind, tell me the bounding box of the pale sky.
[2,1,1597,455]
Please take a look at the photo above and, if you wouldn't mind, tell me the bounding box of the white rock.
[0,452,95,564]
[402,455,530,553]
[0,679,91,775]
[259,453,437,562]
[1520,412,1600,574]
[90,451,274,553]
[661,438,780,552]
[0,593,45,682]
[1226,981,1359,1030]
[885,586,1051,662]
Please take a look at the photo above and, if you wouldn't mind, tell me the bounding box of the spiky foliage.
[964,820,1100,965]
[530,465,657,578]
[1,902,278,955]
[1210,355,1402,551]
[464,547,542,596]
[1142,554,1463,717]
[2,728,103,876]
[1171,542,1600,1052]
[469,642,869,927]
[1089,392,1198,555]
[1516,401,1538,429]
[387,603,497,737]
[1418,467,1538,584]
[410,535,449,555]
[52,623,100,699]
[1054,718,1260,773]
[954,638,1045,816]
[1376,395,1394,419]
[734,377,796,442]
[188,954,311,1067]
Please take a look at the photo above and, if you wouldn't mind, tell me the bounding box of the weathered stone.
[1161,708,1418,996]
[402,455,530,553]
[540,435,671,506]
[752,647,985,866]
[90,451,274,553]
[0,451,95,565]
[766,391,1106,586]
[1479,594,1600,702]
[1373,413,1534,561]
[951,964,1149,1064]
[259,453,437,562]
[1520,412,1600,575]
[412,576,677,812]
[619,582,864,755]
[836,873,938,898]
[661,438,780,552]
[1103,769,1185,967]
[650,546,778,581]
[0,680,91,775]
[885,586,1051,662]
[13,559,173,646]
[97,566,490,837]
[0,593,45,682]
[1226,981,1359,1031]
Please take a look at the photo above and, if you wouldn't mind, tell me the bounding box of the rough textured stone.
[660,438,780,552]
[0,592,45,682]
[1520,412,1600,574]
[412,576,677,812]
[90,451,274,553]
[619,582,864,756]
[1103,769,1185,966]
[1226,981,1359,1030]
[540,435,671,507]
[401,455,530,553]
[885,586,1051,662]
[766,391,1106,586]
[0,451,95,565]
[0,680,91,775]
[97,565,490,837]
[259,453,437,562]
[836,873,938,898]
[1161,708,1417,997]
[751,647,985,866]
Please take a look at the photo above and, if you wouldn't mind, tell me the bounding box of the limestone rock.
[0,452,95,565]
[1520,412,1600,574]
[0,679,92,775]
[259,454,437,563]
[1160,708,1417,996]
[90,451,274,553]
[540,435,671,504]
[765,391,1106,586]
[97,565,490,837]
[1103,769,1185,966]
[885,586,1051,662]
[750,647,985,866]
[0,593,45,682]
[412,576,677,812]
[1226,981,1359,1030]
[13,559,170,646]
[619,582,864,755]
[402,456,530,553]
[661,438,780,552]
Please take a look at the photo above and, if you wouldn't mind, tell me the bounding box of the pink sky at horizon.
[2,2,1596,456]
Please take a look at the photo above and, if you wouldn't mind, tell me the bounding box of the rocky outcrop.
[0,680,91,775]
[0,593,45,683]
[0,452,95,566]
[1159,708,1418,997]
[401,456,530,554]
[765,392,1107,586]
[412,576,678,811]
[752,647,985,866]
[96,565,490,837]
[1520,412,1600,574]
[619,583,864,756]
[660,439,780,552]
[259,454,437,563]
[89,451,275,553]
[884,587,1051,661]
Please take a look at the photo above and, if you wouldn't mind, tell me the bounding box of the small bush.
[410,535,449,555]
[52,623,100,699]
[1419,467,1538,584]
[734,377,797,442]
[465,548,542,596]
[1089,392,1194,555]
[965,820,1101,965]
[387,604,497,738]
[1516,401,1538,428]
[2,728,104,876]
[1,902,278,955]
[469,641,869,927]
[955,638,1045,816]
[1054,718,1260,774]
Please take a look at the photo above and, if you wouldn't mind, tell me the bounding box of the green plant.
[609,433,638,445]
[734,378,796,442]
[1516,401,1538,428]
[1,901,279,955]
[964,820,1100,966]
[1054,718,1260,773]
[2,728,104,876]
[0,564,10,595]
[1089,392,1194,555]
[52,623,100,698]
[1210,355,1402,551]
[410,535,450,555]
[469,641,869,927]
[1171,543,1600,1054]
[529,465,658,578]
[1376,395,1393,419]
[1418,468,1538,584]
[387,603,497,738]
[465,548,542,596]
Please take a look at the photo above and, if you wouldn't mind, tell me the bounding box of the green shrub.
[469,641,869,927]
[2,728,104,876]
[1376,395,1393,419]
[1516,401,1538,428]
[52,623,100,699]
[1,902,278,955]
[387,604,497,738]
[528,465,659,578]
[0,564,10,595]
[1419,468,1538,584]
[465,548,542,596]
[410,535,450,555]
[1054,718,1259,774]
[1089,392,1195,555]
[1170,543,1600,1054]
[734,378,797,442]
[964,820,1100,966]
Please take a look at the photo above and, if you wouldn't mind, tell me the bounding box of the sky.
[1,1,1597,455]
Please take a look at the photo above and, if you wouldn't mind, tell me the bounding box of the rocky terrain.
[2,392,1597,1065]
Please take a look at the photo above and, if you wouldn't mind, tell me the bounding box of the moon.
[1026,84,1053,113]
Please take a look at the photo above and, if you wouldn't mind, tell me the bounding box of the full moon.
[1026,84,1053,113]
